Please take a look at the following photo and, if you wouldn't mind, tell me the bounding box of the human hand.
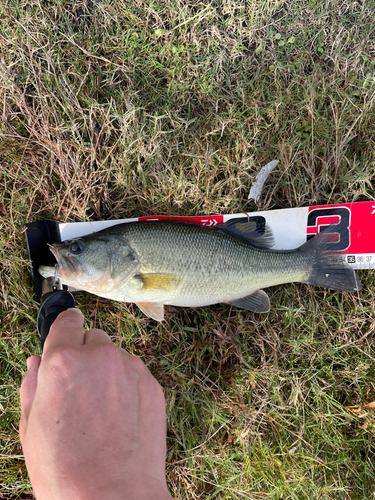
[20,309,172,500]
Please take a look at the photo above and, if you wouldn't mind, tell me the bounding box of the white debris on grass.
[248,160,279,203]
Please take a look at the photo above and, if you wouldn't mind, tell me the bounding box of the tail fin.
[299,223,362,292]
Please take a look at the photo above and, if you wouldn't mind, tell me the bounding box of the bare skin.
[19,309,173,500]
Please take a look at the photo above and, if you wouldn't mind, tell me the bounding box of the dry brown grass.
[1,0,375,498]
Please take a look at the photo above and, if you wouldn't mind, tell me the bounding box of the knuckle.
[130,355,149,375]
[97,342,122,362]
[19,377,29,403]
[130,358,164,395]
[91,343,127,371]
[151,377,165,400]
[19,415,27,443]
[44,347,80,377]
[20,371,32,394]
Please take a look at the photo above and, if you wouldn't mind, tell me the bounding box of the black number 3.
[307,207,351,251]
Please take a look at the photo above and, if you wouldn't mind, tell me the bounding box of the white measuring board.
[58,201,375,271]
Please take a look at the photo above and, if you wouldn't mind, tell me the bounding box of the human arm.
[20,308,173,500]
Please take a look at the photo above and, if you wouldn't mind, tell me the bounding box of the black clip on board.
[24,220,75,350]
[24,220,62,303]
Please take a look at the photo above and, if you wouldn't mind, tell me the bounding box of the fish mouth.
[38,265,56,279]
[49,243,80,281]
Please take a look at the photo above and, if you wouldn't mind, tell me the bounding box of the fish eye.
[69,240,85,254]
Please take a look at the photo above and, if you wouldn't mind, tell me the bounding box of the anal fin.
[136,302,165,321]
[227,289,270,313]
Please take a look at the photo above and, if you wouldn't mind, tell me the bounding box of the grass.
[1,0,375,498]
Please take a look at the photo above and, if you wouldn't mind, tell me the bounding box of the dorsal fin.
[218,217,275,249]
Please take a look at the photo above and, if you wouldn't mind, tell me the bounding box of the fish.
[38,218,361,321]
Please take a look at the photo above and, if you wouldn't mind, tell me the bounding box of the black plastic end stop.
[24,220,61,303]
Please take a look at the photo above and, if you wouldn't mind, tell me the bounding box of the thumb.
[19,356,41,442]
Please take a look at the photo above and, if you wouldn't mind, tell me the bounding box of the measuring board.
[25,201,375,302]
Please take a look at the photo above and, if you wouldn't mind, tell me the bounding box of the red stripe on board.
[138,215,224,226]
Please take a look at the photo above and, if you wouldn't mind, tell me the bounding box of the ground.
[0,0,375,498]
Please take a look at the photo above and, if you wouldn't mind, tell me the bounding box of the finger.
[84,328,112,345]
[43,308,85,354]
[19,356,41,441]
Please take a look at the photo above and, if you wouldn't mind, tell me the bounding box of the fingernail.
[26,357,31,369]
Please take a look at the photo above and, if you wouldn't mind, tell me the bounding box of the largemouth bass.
[39,218,361,321]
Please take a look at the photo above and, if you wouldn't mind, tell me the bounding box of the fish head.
[45,234,138,294]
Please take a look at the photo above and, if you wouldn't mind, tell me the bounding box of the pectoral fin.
[136,302,165,321]
[227,289,270,313]
[140,273,179,291]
